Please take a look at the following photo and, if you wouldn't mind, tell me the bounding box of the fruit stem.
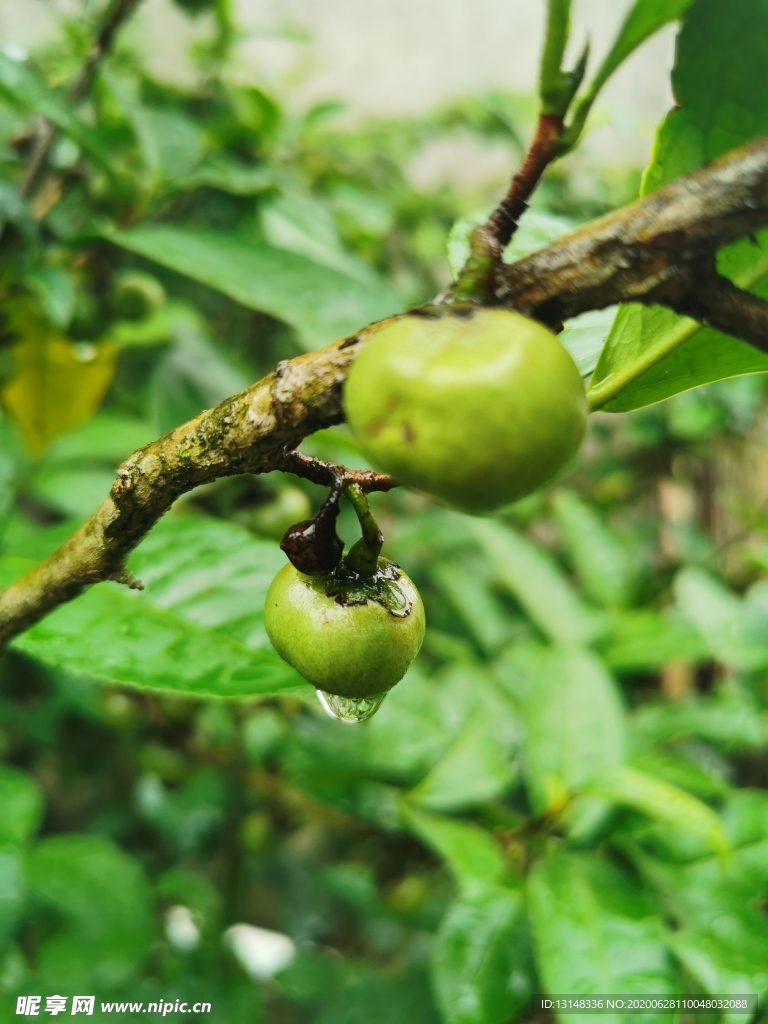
[343,484,383,575]
[277,450,396,494]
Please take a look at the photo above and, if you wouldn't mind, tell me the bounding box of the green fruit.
[343,307,587,513]
[111,271,166,321]
[264,556,425,699]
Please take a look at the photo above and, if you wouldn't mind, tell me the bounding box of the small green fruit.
[343,307,587,513]
[264,557,425,699]
[111,271,166,321]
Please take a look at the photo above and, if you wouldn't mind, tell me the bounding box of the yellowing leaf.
[1,301,116,453]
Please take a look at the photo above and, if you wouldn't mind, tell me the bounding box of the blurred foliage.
[1,1,768,1023]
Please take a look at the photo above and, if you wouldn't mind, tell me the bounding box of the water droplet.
[316,688,387,724]
[73,342,98,363]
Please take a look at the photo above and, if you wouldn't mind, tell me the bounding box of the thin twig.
[276,450,396,493]
[484,112,565,252]
[20,0,144,199]
[481,0,587,255]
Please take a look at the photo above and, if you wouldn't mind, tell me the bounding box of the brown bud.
[280,517,343,576]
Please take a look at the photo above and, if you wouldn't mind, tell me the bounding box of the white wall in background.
[1,0,676,176]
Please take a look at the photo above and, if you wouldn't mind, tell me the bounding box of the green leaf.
[0,767,43,846]
[722,787,768,851]
[629,747,729,801]
[589,278,768,413]
[314,964,440,1024]
[0,52,116,177]
[520,646,626,813]
[559,307,617,377]
[131,108,205,183]
[181,155,281,196]
[409,707,516,813]
[0,848,25,952]
[670,922,768,1014]
[470,520,602,646]
[584,0,694,103]
[360,662,517,795]
[527,851,677,1024]
[28,835,154,988]
[127,517,291,648]
[46,412,155,465]
[552,490,634,608]
[357,665,473,783]
[136,767,227,856]
[632,694,767,752]
[638,787,768,878]
[11,581,298,699]
[585,766,728,855]
[599,609,709,672]
[0,416,16,531]
[429,559,512,655]
[101,224,401,349]
[24,266,76,330]
[400,805,507,889]
[432,883,532,1024]
[6,518,303,698]
[30,466,119,520]
[633,828,768,1014]
[674,567,768,671]
[260,189,380,283]
[589,0,768,412]
[448,208,576,281]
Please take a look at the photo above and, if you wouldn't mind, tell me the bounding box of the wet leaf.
[433,882,532,1024]
[528,850,678,1024]
[3,518,303,699]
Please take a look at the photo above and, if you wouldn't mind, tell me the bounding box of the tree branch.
[654,271,768,353]
[495,135,768,324]
[276,450,396,493]
[3,137,768,644]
